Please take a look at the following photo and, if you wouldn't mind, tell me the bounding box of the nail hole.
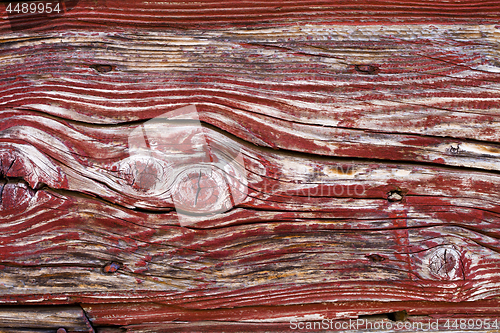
[103,262,121,273]
[91,64,114,73]
[355,64,379,75]
[388,310,408,322]
[387,190,403,202]
[359,310,407,322]
[366,254,386,262]
[448,143,460,154]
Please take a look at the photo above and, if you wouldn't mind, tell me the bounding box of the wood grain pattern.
[1,1,500,331]
[0,306,94,332]
[1,0,500,32]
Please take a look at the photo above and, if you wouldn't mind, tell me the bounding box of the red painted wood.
[84,300,500,326]
[1,0,500,330]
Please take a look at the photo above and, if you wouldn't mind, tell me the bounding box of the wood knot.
[171,165,234,215]
[0,181,34,212]
[116,156,172,194]
[428,247,462,280]
[103,262,120,274]
[91,64,114,73]
[355,64,379,75]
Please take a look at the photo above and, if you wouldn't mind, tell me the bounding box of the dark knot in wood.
[355,64,379,75]
[366,254,386,262]
[91,64,114,73]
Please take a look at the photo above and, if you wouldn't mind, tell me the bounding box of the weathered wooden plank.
[1,109,500,208]
[2,185,500,305]
[1,1,500,330]
[103,317,500,333]
[1,0,500,33]
[83,300,500,326]
[0,306,94,332]
[2,26,500,170]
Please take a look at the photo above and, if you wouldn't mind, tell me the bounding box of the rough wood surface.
[1,0,500,32]
[1,0,500,331]
[0,306,94,332]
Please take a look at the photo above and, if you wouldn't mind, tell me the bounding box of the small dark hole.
[91,64,114,73]
[388,310,408,322]
[366,254,385,262]
[387,190,403,202]
[355,64,379,75]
